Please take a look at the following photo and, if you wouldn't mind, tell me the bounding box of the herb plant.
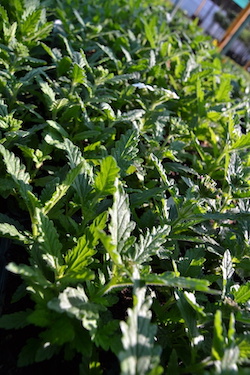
[0,0,249,374]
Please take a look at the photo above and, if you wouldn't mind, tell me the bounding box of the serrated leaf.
[0,5,9,24]
[36,211,63,272]
[233,283,250,304]
[183,291,206,317]
[133,225,169,264]
[96,42,118,65]
[40,315,75,346]
[63,213,106,280]
[166,350,179,375]
[47,120,69,138]
[238,336,250,359]
[119,275,161,375]
[42,161,85,215]
[0,144,32,201]
[231,133,250,151]
[40,81,56,107]
[64,138,93,205]
[144,19,156,49]
[226,152,243,187]
[111,129,139,176]
[175,291,200,342]
[28,22,53,43]
[20,9,42,35]
[6,262,51,287]
[0,222,28,243]
[109,181,135,257]
[18,338,57,367]
[48,286,104,335]
[144,272,214,293]
[94,156,120,197]
[215,76,232,102]
[150,153,176,193]
[221,250,234,282]
[71,63,87,85]
[0,310,31,329]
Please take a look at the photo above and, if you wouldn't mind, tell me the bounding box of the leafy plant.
[0,0,249,374]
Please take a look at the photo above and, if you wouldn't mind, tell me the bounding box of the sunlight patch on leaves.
[119,270,162,375]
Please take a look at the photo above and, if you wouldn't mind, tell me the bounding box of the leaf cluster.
[0,0,249,374]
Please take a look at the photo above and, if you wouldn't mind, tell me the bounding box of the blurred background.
[170,0,250,67]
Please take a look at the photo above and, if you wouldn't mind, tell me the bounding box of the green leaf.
[215,76,232,102]
[63,213,106,280]
[175,290,201,343]
[94,156,120,197]
[42,161,85,215]
[6,262,51,287]
[144,272,214,293]
[63,232,96,279]
[71,63,87,85]
[64,138,93,205]
[0,310,31,329]
[48,286,104,335]
[96,42,118,65]
[0,144,32,200]
[133,225,169,264]
[119,273,162,375]
[18,338,57,367]
[40,315,75,346]
[238,336,250,359]
[150,153,176,194]
[109,181,135,256]
[143,18,156,49]
[166,350,179,375]
[20,9,42,35]
[212,310,224,360]
[111,129,140,176]
[40,81,56,107]
[221,249,234,299]
[233,283,250,304]
[0,221,28,242]
[231,133,250,151]
[0,5,9,24]
[221,250,234,281]
[36,211,63,272]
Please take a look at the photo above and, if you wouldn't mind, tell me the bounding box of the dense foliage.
[0,0,249,374]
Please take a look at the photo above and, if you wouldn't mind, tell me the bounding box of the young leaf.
[111,129,140,176]
[109,181,135,256]
[175,291,201,344]
[144,272,213,293]
[0,310,31,329]
[64,138,93,205]
[94,156,120,197]
[0,221,28,243]
[63,213,107,281]
[233,283,250,304]
[42,161,84,215]
[119,275,162,375]
[48,286,104,336]
[221,250,234,299]
[150,153,177,195]
[212,310,224,361]
[230,133,250,151]
[36,210,63,272]
[0,144,32,200]
[6,262,51,288]
[215,76,232,102]
[132,225,169,265]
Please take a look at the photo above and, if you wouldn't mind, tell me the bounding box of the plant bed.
[0,0,249,374]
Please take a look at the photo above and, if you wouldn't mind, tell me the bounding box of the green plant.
[0,0,249,374]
